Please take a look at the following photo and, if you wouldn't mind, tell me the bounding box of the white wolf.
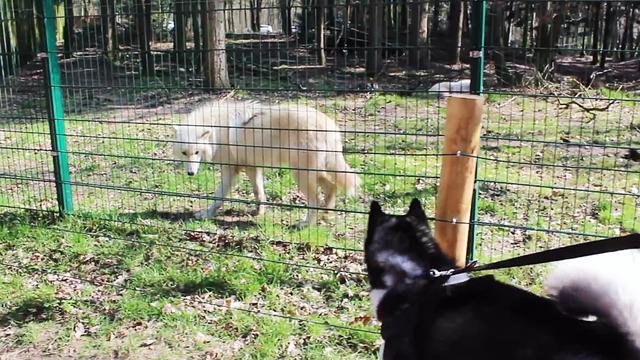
[428,79,471,98]
[172,100,361,228]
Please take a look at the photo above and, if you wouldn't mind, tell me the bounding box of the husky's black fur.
[364,199,640,360]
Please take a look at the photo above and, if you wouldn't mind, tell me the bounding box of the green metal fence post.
[467,0,486,262]
[43,0,73,214]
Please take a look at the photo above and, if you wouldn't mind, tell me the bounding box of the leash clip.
[428,268,455,278]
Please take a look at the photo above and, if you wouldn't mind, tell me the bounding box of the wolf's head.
[172,124,216,176]
[364,199,454,315]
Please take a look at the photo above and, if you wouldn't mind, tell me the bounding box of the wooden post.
[435,94,483,267]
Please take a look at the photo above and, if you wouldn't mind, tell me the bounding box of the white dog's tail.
[544,249,640,349]
[329,155,361,197]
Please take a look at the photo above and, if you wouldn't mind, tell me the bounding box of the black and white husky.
[364,199,640,360]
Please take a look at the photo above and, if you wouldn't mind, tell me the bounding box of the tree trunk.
[580,6,589,57]
[100,0,114,58]
[279,0,291,35]
[14,0,37,65]
[136,0,154,76]
[534,1,553,77]
[109,0,117,55]
[299,0,311,42]
[448,0,463,64]
[619,4,632,61]
[175,0,186,53]
[599,1,613,68]
[366,0,383,74]
[490,1,513,85]
[203,0,230,88]
[33,0,45,51]
[462,0,470,40]
[315,0,327,65]
[192,0,201,71]
[315,0,327,66]
[327,0,335,28]
[62,0,74,58]
[629,5,638,53]
[591,2,601,64]
[431,0,439,34]
[522,1,531,51]
[408,0,428,69]
[249,0,262,32]
[400,0,408,36]
[0,0,15,76]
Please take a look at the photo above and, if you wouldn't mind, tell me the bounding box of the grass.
[1,87,639,358]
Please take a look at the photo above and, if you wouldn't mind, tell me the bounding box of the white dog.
[173,100,361,228]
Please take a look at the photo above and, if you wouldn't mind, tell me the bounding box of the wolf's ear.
[199,130,211,140]
[407,198,427,222]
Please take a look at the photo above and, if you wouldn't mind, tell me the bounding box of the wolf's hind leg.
[291,170,320,228]
[246,166,266,216]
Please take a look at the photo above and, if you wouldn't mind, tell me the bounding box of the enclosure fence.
[1,0,639,348]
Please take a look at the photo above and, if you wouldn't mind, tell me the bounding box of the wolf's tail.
[328,154,361,197]
[544,248,640,349]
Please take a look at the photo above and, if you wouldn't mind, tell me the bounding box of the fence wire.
[0,0,639,356]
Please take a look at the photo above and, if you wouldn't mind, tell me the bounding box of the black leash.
[429,233,640,278]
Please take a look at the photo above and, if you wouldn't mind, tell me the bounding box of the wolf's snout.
[187,171,195,176]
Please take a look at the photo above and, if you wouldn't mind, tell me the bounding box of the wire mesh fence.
[0,0,639,357]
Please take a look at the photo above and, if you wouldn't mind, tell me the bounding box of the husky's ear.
[368,201,385,226]
[407,198,427,222]
[365,201,384,248]
[370,201,383,217]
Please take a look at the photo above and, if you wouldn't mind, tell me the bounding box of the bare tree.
[591,1,602,64]
[620,3,633,61]
[13,0,37,65]
[315,0,327,65]
[366,0,383,74]
[63,0,74,58]
[100,0,117,59]
[174,0,187,53]
[599,1,614,68]
[249,0,262,32]
[192,0,202,71]
[203,0,230,88]
[279,0,292,35]
[408,0,428,69]
[534,1,553,77]
[136,0,154,76]
[448,0,464,64]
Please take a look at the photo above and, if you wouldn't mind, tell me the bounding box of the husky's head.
[364,199,454,317]
[172,124,215,176]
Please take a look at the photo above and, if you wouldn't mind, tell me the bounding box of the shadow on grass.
[0,298,58,327]
[142,276,234,298]
[0,210,61,228]
[117,210,258,230]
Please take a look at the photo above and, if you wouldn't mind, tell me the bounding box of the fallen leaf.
[286,339,300,356]
[140,339,156,347]
[88,325,101,334]
[195,332,212,343]
[162,304,176,314]
[74,322,85,338]
[351,314,373,325]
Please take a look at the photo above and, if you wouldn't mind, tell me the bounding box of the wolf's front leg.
[195,166,240,219]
